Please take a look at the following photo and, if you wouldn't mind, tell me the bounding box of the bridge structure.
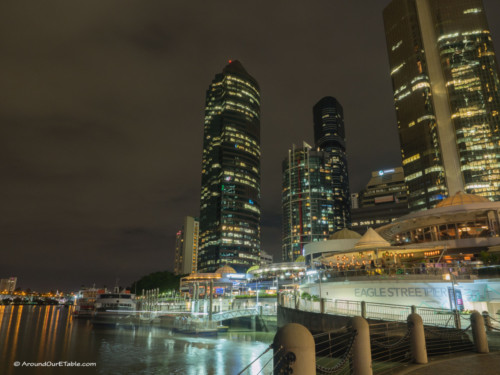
[211,308,260,322]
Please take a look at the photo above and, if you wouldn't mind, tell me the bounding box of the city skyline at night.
[2,0,500,291]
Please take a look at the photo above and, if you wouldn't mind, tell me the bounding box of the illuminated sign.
[378,169,395,176]
[226,273,247,279]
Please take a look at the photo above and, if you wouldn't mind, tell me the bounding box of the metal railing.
[324,299,361,317]
[302,265,479,284]
[365,302,411,322]
[280,294,474,329]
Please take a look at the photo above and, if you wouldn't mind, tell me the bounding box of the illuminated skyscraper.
[313,97,351,227]
[282,143,336,261]
[198,61,261,273]
[384,0,500,211]
[174,216,199,275]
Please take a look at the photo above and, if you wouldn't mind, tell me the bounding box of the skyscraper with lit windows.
[282,143,337,262]
[313,97,351,227]
[383,0,500,211]
[198,61,261,273]
[174,216,199,275]
[282,96,351,262]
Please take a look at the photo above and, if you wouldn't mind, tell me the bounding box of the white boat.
[92,288,137,327]
[73,287,99,318]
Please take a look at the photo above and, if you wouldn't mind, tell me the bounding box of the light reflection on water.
[0,305,274,375]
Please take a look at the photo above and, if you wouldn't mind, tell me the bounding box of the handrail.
[279,295,472,328]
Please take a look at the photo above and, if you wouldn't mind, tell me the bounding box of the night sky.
[2,1,500,292]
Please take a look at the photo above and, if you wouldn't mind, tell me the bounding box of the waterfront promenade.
[398,352,500,375]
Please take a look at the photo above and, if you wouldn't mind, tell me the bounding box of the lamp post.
[256,279,259,308]
[444,273,458,310]
[318,270,322,298]
[444,272,461,329]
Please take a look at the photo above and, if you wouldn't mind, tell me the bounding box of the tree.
[129,270,183,295]
[480,251,499,265]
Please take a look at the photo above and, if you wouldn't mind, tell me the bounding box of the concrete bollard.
[411,305,417,314]
[361,301,367,319]
[273,323,316,375]
[350,316,372,375]
[471,310,489,353]
[482,311,492,332]
[407,313,427,364]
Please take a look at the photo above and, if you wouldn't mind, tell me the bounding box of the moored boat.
[91,288,137,327]
[172,317,218,337]
[73,287,99,318]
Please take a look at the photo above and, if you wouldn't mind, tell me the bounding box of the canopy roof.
[436,191,490,208]
[215,265,237,275]
[329,228,362,240]
[354,228,391,249]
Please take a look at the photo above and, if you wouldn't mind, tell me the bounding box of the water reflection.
[0,305,274,374]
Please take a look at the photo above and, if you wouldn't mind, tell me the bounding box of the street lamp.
[444,272,461,328]
[443,273,458,310]
[256,279,259,307]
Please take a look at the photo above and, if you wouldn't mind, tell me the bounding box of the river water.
[0,305,275,375]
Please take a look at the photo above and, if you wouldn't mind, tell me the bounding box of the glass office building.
[313,96,351,227]
[282,143,336,262]
[174,216,199,276]
[198,61,261,273]
[383,0,500,211]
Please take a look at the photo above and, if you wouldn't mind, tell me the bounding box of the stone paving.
[398,352,500,375]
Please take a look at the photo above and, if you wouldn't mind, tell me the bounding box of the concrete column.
[350,316,372,375]
[361,301,367,319]
[320,298,325,314]
[194,283,199,313]
[273,323,316,375]
[407,313,427,364]
[471,311,489,353]
[482,311,492,332]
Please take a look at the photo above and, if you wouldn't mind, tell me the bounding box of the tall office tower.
[174,216,199,275]
[351,167,410,234]
[313,96,351,228]
[282,143,337,262]
[198,61,261,273]
[384,0,500,211]
[0,277,17,293]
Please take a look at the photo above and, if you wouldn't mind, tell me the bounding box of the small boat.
[73,287,99,318]
[91,288,137,327]
[217,325,229,333]
[172,317,218,337]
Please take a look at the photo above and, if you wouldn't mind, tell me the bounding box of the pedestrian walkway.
[398,352,500,375]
